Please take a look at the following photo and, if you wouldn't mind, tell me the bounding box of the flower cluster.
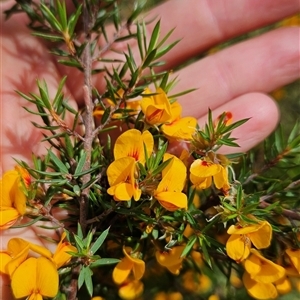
[0,233,76,299]
[1,2,299,299]
[141,88,197,141]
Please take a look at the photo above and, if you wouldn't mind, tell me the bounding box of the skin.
[0,0,299,298]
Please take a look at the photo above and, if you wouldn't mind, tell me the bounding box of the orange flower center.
[130,150,139,161]
[148,109,164,123]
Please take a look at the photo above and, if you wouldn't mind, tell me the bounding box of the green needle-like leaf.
[90,227,110,254]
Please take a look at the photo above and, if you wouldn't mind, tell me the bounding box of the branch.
[259,200,300,221]
[80,1,94,236]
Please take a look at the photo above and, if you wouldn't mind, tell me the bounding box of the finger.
[198,93,279,153]
[173,27,300,118]
[0,15,78,174]
[168,93,278,156]
[146,0,300,69]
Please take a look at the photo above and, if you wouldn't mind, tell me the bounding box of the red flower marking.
[148,109,163,123]
[130,150,139,161]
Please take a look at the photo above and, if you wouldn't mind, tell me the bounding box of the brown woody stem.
[80,1,94,236]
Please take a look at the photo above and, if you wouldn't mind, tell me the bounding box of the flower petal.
[0,252,12,274]
[246,249,286,283]
[114,129,153,164]
[29,242,52,259]
[166,262,182,275]
[243,272,278,300]
[118,280,144,300]
[213,166,229,190]
[35,257,59,297]
[6,245,30,276]
[157,154,186,193]
[0,207,19,229]
[141,88,172,125]
[249,221,272,249]
[7,238,29,255]
[162,116,197,141]
[275,276,292,295]
[226,234,251,262]
[114,183,136,201]
[0,170,18,207]
[107,157,136,186]
[243,250,262,276]
[286,249,300,274]
[15,166,31,188]
[227,221,268,235]
[122,247,145,281]
[11,178,27,215]
[155,246,184,268]
[11,257,37,298]
[156,192,187,211]
[190,160,222,177]
[190,174,212,190]
[52,242,77,269]
[132,260,145,281]
[113,258,133,285]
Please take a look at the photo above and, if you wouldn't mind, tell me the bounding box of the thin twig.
[80,2,95,236]
[96,23,129,60]
[259,200,300,221]
[86,202,122,225]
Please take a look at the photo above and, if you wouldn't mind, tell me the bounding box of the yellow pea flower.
[161,102,197,141]
[0,251,12,274]
[114,129,154,164]
[11,256,59,300]
[242,249,286,300]
[190,159,229,191]
[242,272,278,300]
[285,248,300,274]
[118,279,144,300]
[182,270,212,294]
[1,234,76,300]
[0,166,31,229]
[107,157,141,201]
[93,89,141,120]
[4,238,51,277]
[155,245,185,275]
[226,220,272,262]
[243,249,287,299]
[154,154,187,211]
[141,87,172,125]
[113,247,145,285]
[52,232,77,268]
[244,249,286,284]
[1,233,76,278]
[275,276,292,295]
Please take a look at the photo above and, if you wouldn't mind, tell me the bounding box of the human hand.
[1,0,299,298]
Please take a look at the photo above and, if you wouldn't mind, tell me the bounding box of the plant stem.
[259,199,300,221]
[80,1,94,236]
